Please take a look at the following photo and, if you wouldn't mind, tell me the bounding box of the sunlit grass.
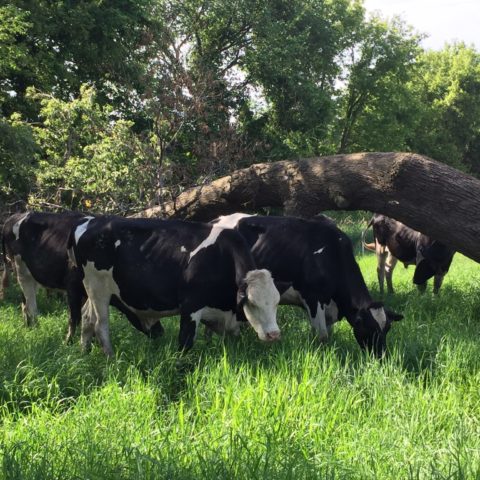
[1,226,480,479]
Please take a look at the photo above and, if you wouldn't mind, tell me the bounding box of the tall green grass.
[1,221,480,479]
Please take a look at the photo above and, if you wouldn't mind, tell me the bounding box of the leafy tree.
[408,43,480,173]
[29,85,157,213]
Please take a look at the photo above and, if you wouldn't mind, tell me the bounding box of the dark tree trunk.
[134,152,480,263]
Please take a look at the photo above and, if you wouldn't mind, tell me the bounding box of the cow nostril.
[266,330,281,341]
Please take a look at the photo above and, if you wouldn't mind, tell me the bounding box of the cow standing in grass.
[212,213,403,358]
[363,214,455,295]
[69,216,283,356]
[1,211,85,340]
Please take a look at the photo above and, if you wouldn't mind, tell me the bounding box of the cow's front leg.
[303,296,329,343]
[178,309,201,351]
[433,274,445,294]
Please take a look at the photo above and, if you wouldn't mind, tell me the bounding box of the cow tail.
[361,217,376,255]
[0,227,9,299]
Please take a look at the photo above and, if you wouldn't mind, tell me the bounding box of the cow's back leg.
[14,255,39,326]
[433,274,445,294]
[385,252,398,294]
[376,242,387,295]
[65,278,85,344]
[82,276,113,356]
[302,295,329,342]
[81,299,95,351]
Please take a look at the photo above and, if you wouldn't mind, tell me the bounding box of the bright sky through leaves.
[363,0,480,50]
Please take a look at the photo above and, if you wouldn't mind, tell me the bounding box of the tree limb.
[133,152,480,262]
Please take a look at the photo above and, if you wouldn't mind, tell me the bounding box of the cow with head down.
[363,214,455,295]
[69,216,283,356]
[211,213,403,358]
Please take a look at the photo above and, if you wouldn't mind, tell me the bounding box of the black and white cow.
[364,214,455,294]
[69,216,283,356]
[212,213,403,357]
[1,211,85,339]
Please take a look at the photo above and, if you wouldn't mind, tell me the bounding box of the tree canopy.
[1,0,479,214]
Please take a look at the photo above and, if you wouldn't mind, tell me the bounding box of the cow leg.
[65,287,85,344]
[14,255,39,326]
[325,300,339,337]
[65,267,86,343]
[91,299,113,357]
[303,296,329,342]
[385,253,398,294]
[178,309,201,352]
[376,243,387,295]
[80,299,96,352]
[433,274,445,294]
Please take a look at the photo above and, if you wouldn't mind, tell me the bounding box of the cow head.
[352,302,403,357]
[413,242,455,286]
[237,269,281,342]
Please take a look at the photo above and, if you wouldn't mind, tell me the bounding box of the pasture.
[1,214,480,479]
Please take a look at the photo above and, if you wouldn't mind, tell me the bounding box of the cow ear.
[274,280,291,296]
[237,282,248,306]
[386,309,403,322]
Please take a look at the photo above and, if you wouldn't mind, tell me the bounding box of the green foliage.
[1,229,480,478]
[1,0,480,210]
[409,43,480,172]
[0,115,37,204]
[30,85,157,212]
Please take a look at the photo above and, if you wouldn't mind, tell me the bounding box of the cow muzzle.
[264,329,281,342]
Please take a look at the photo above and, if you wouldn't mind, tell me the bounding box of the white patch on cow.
[14,254,39,325]
[313,246,325,255]
[370,307,387,331]
[280,286,303,306]
[325,299,339,326]
[241,269,281,341]
[114,240,121,248]
[214,212,252,228]
[81,260,121,356]
[303,300,328,341]
[189,226,223,261]
[180,245,187,253]
[74,216,95,244]
[201,307,240,336]
[12,213,29,240]
[190,213,253,261]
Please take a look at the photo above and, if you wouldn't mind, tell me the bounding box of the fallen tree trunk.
[135,152,480,263]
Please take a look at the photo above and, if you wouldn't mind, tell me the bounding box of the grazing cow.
[69,216,283,356]
[1,211,85,340]
[0,211,163,344]
[212,213,403,357]
[363,214,455,294]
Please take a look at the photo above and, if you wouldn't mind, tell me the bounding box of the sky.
[363,0,480,51]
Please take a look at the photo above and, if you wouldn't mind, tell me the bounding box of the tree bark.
[134,152,480,263]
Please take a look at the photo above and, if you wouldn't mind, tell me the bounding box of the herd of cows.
[0,211,456,358]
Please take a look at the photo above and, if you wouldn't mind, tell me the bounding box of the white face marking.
[241,269,281,341]
[190,213,253,261]
[313,246,325,255]
[370,307,387,330]
[74,216,95,244]
[12,213,29,240]
[114,240,121,248]
[180,246,187,253]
